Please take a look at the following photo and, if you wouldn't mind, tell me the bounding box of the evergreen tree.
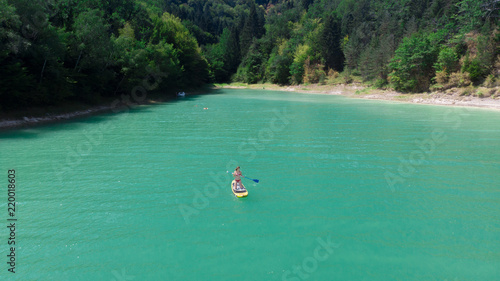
[300,0,314,10]
[224,27,241,74]
[320,13,344,72]
[240,1,261,57]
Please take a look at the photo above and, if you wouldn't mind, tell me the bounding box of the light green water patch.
[1,89,499,280]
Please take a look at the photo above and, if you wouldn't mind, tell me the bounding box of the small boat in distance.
[176,91,186,97]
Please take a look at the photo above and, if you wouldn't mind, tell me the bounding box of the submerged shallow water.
[1,89,499,280]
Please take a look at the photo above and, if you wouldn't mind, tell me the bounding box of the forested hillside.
[1,0,499,111]
[0,0,210,110]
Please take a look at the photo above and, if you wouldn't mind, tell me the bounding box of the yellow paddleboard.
[231,180,248,197]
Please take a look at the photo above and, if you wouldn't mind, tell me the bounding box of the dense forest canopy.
[1,0,499,110]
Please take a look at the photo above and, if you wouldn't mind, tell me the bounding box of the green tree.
[224,27,241,74]
[204,42,228,82]
[389,32,442,92]
[72,9,112,73]
[265,39,293,84]
[235,40,264,83]
[434,46,459,74]
[240,1,263,57]
[0,0,35,110]
[455,0,488,32]
[461,34,496,83]
[290,44,310,84]
[300,0,314,10]
[205,27,241,82]
[151,12,209,86]
[0,0,23,57]
[320,13,344,71]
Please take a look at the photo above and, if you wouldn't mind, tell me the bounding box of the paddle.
[226,171,260,183]
[244,176,260,184]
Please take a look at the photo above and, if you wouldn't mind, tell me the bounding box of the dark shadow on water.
[0,87,221,139]
[0,129,40,139]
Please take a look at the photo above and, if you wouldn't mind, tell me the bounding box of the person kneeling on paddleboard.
[232,167,244,190]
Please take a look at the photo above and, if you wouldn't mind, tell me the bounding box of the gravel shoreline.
[219,83,500,110]
[0,105,114,131]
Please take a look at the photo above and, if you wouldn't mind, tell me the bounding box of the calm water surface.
[1,89,499,280]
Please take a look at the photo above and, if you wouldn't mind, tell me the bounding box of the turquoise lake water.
[1,89,500,280]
